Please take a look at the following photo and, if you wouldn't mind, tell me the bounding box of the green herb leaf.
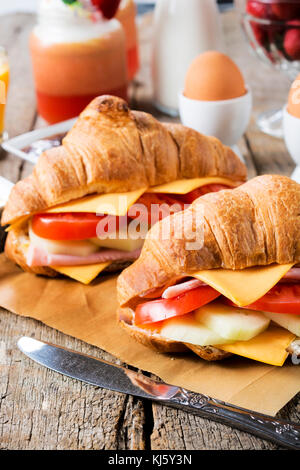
[62,0,77,5]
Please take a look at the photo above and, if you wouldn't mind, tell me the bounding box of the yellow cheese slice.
[51,262,111,285]
[148,177,238,194]
[46,187,147,216]
[192,263,294,307]
[6,177,236,230]
[217,325,296,366]
[6,188,148,232]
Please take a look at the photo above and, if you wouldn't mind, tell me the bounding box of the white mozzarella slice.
[160,312,231,346]
[90,230,144,252]
[29,225,99,257]
[195,301,270,341]
[263,311,300,337]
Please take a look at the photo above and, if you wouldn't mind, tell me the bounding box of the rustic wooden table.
[0,9,299,451]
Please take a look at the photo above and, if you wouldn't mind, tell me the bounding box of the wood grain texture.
[0,310,148,450]
[0,10,299,451]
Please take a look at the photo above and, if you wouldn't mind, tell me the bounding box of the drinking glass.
[235,0,300,138]
[0,47,9,143]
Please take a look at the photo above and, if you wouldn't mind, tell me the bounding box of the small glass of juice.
[0,47,9,143]
[30,0,128,124]
[116,0,140,80]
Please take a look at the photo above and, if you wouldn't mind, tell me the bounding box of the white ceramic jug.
[152,0,223,116]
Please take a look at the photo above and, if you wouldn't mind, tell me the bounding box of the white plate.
[0,176,14,211]
[2,117,76,164]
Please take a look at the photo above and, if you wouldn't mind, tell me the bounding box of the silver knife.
[17,336,300,450]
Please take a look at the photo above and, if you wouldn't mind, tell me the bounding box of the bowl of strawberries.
[236,0,300,77]
[236,0,300,137]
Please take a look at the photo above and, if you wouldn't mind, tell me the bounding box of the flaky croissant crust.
[1,95,246,226]
[118,175,300,308]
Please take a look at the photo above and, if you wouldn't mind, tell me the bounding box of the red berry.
[271,4,300,21]
[246,0,270,19]
[250,22,268,46]
[288,19,300,27]
[90,0,101,7]
[284,28,300,60]
[91,0,121,19]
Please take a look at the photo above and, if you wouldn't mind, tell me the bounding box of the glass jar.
[235,0,300,137]
[0,47,9,142]
[116,0,140,80]
[236,0,300,77]
[30,0,128,124]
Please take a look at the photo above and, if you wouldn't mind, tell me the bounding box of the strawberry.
[91,0,121,19]
[287,19,300,27]
[246,0,270,19]
[250,22,268,47]
[271,3,300,21]
[284,27,300,60]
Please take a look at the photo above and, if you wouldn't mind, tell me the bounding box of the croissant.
[117,175,300,363]
[2,96,246,226]
[1,95,246,280]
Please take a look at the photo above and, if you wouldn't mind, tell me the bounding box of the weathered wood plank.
[151,407,276,450]
[245,127,295,176]
[150,391,300,451]
[0,309,148,450]
[0,8,299,451]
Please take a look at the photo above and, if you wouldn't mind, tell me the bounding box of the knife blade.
[17,336,300,450]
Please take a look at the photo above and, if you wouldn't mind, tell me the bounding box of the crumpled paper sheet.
[0,254,299,416]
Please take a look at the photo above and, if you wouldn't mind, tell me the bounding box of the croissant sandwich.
[117,175,300,366]
[1,95,246,284]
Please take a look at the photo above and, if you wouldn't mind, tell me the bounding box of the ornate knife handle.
[165,388,300,450]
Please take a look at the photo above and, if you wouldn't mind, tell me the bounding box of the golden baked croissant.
[1,95,246,282]
[117,175,300,364]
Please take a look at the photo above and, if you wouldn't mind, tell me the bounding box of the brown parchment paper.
[0,253,299,416]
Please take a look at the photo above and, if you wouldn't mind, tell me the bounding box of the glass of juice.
[116,0,140,80]
[30,0,128,124]
[0,47,9,143]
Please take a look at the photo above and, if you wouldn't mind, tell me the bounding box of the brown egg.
[184,51,246,101]
[288,74,300,119]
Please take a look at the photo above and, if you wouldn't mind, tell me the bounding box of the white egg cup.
[283,105,300,183]
[178,88,252,161]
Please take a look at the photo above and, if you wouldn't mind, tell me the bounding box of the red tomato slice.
[31,186,230,242]
[135,285,220,325]
[128,193,185,226]
[178,184,231,205]
[226,283,300,315]
[32,212,107,241]
[32,193,184,241]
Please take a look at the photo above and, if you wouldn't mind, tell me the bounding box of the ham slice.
[162,279,206,299]
[146,267,300,302]
[282,267,300,281]
[27,244,142,267]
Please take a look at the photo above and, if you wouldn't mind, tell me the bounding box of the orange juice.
[30,29,127,124]
[30,0,128,124]
[116,0,140,80]
[0,53,9,139]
